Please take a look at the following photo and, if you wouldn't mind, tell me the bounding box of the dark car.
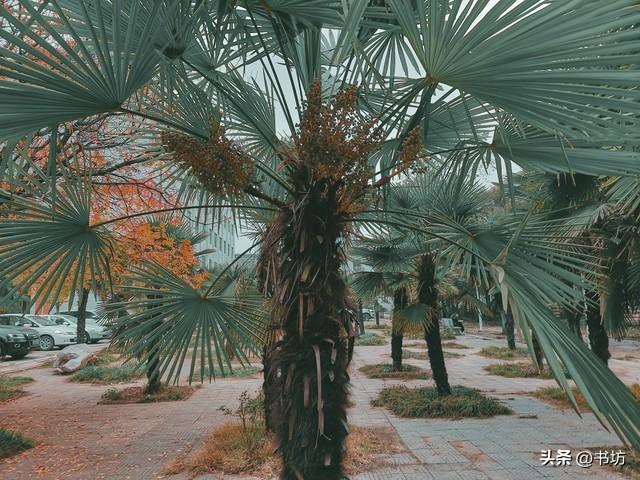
[0,325,32,359]
[0,314,41,349]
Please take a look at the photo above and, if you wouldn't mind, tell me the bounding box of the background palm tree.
[1,2,640,475]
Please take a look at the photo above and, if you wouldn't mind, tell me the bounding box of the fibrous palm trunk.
[391,288,408,371]
[417,253,451,396]
[76,287,89,344]
[504,306,516,350]
[585,290,610,365]
[564,307,583,341]
[265,178,351,480]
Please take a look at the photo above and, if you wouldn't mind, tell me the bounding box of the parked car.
[57,310,113,338]
[0,315,41,349]
[0,314,76,351]
[47,314,110,344]
[0,325,33,359]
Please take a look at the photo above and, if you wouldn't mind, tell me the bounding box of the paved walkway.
[0,326,634,480]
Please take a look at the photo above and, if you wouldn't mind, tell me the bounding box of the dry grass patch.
[373,385,512,418]
[479,346,528,359]
[165,423,404,477]
[533,383,640,411]
[0,376,33,403]
[403,349,462,360]
[442,342,470,349]
[532,386,590,410]
[355,333,387,346]
[99,385,197,404]
[367,323,391,331]
[484,362,552,379]
[600,446,640,479]
[359,363,429,380]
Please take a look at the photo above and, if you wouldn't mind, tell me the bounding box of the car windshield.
[29,316,56,326]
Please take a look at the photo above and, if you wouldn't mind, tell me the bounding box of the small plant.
[355,333,386,346]
[218,390,265,439]
[102,388,124,402]
[0,429,36,459]
[484,362,552,379]
[0,376,34,402]
[70,363,143,384]
[359,363,429,380]
[372,385,512,418]
[479,346,528,359]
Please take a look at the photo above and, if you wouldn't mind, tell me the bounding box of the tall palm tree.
[2,2,640,476]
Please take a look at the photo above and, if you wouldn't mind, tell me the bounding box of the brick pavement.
[0,328,634,480]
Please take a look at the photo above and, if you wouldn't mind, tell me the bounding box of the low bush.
[479,346,528,360]
[358,363,429,380]
[484,362,552,379]
[0,376,34,402]
[99,385,196,404]
[373,385,512,418]
[70,363,143,384]
[355,333,386,346]
[0,429,36,459]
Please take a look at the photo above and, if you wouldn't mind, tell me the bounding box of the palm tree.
[1,2,640,475]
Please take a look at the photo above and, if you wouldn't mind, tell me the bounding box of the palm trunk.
[265,179,350,480]
[417,253,451,396]
[564,307,583,341]
[585,290,610,365]
[76,287,89,344]
[531,331,544,370]
[504,307,516,350]
[391,288,408,371]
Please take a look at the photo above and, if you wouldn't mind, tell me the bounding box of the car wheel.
[39,335,55,351]
[84,331,91,343]
[362,313,372,321]
[10,353,27,359]
[0,341,5,359]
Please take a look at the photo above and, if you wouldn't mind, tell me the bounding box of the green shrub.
[355,333,386,346]
[0,376,34,402]
[70,363,143,384]
[484,362,552,379]
[102,388,124,402]
[479,346,528,359]
[0,429,36,459]
[358,363,429,380]
[373,385,512,418]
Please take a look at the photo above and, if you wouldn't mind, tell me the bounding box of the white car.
[0,314,77,351]
[47,314,110,344]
